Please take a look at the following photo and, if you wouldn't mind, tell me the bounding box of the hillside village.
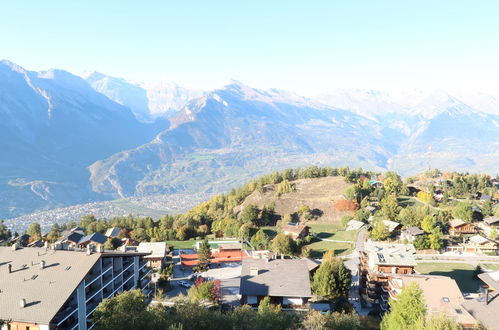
[1,166,499,329]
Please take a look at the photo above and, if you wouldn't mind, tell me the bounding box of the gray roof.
[478,271,499,291]
[105,227,121,238]
[403,226,424,236]
[66,232,84,243]
[78,232,107,245]
[239,258,312,298]
[0,247,101,324]
[484,217,499,225]
[301,257,321,271]
[364,241,417,267]
[137,242,167,259]
[462,292,499,330]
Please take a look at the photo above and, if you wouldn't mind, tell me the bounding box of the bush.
[334,200,360,212]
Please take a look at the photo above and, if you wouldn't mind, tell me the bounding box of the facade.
[136,242,168,269]
[446,235,498,255]
[381,274,476,328]
[239,258,312,307]
[448,219,476,236]
[359,242,416,303]
[0,246,152,330]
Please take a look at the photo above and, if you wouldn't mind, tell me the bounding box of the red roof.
[180,250,251,267]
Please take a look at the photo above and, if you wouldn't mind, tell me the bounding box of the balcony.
[56,311,78,329]
[85,281,102,302]
[53,303,77,326]
[139,266,152,280]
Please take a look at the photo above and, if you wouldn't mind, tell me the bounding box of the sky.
[1,1,499,95]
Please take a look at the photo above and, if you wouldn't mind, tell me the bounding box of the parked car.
[179,280,192,288]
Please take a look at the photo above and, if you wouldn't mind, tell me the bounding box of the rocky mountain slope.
[1,60,498,219]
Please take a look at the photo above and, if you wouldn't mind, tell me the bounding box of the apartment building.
[359,241,416,303]
[0,245,153,330]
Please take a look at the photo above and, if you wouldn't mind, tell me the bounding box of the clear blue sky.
[1,1,498,94]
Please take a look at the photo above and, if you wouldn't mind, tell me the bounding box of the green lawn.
[308,223,358,241]
[307,239,354,259]
[415,262,480,293]
[481,263,499,270]
[165,240,197,250]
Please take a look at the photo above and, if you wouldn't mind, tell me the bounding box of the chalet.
[359,241,416,303]
[476,217,499,238]
[239,258,312,307]
[136,242,168,268]
[400,226,424,242]
[105,227,121,238]
[448,219,476,236]
[463,271,499,330]
[446,235,498,255]
[382,274,476,327]
[382,220,402,235]
[282,223,309,240]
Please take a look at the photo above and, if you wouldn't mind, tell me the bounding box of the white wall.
[283,297,303,305]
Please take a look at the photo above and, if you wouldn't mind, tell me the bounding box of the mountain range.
[1,60,498,219]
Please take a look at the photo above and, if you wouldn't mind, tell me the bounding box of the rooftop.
[282,223,308,235]
[484,216,499,225]
[462,292,499,330]
[449,219,468,228]
[0,247,100,324]
[478,271,499,291]
[402,226,424,236]
[382,220,402,233]
[394,274,476,326]
[364,241,416,267]
[137,242,167,259]
[105,227,121,238]
[239,258,312,298]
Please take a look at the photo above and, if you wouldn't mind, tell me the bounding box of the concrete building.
[359,242,416,303]
[0,245,152,330]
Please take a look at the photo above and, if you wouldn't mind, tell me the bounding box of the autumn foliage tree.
[334,200,359,212]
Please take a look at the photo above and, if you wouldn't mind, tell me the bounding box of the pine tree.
[380,282,426,330]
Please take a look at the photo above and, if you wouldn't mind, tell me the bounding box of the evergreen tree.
[250,229,270,250]
[197,238,212,271]
[26,222,42,241]
[312,257,352,300]
[271,233,294,257]
[452,202,473,222]
[381,195,400,220]
[370,221,390,241]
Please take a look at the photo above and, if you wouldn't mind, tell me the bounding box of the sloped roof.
[364,241,417,267]
[463,292,499,330]
[449,219,468,228]
[403,226,424,236]
[78,232,107,245]
[282,223,308,235]
[396,274,476,326]
[382,220,402,233]
[301,257,321,271]
[484,217,499,225]
[105,227,121,238]
[137,242,167,259]
[468,235,490,245]
[346,220,365,231]
[240,258,312,298]
[0,247,101,324]
[478,271,499,291]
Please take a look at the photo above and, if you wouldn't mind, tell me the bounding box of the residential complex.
[0,245,153,330]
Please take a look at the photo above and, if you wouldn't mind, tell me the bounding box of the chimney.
[86,245,92,256]
[97,245,104,253]
[12,243,18,251]
[40,260,46,270]
[8,264,12,274]
[20,298,26,308]
[250,267,260,276]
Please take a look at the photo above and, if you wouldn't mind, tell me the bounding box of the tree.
[384,172,404,196]
[452,202,473,222]
[481,200,494,216]
[188,279,222,304]
[271,233,294,257]
[381,195,400,221]
[302,310,361,330]
[104,237,122,250]
[490,227,498,240]
[425,314,461,330]
[46,223,61,243]
[240,205,259,224]
[417,191,433,203]
[26,222,41,241]
[380,282,426,330]
[397,207,420,227]
[298,205,313,220]
[250,229,270,250]
[0,220,11,240]
[197,239,212,271]
[427,227,444,250]
[370,221,390,241]
[312,257,352,300]
[92,290,151,330]
[421,215,436,233]
[334,200,360,212]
